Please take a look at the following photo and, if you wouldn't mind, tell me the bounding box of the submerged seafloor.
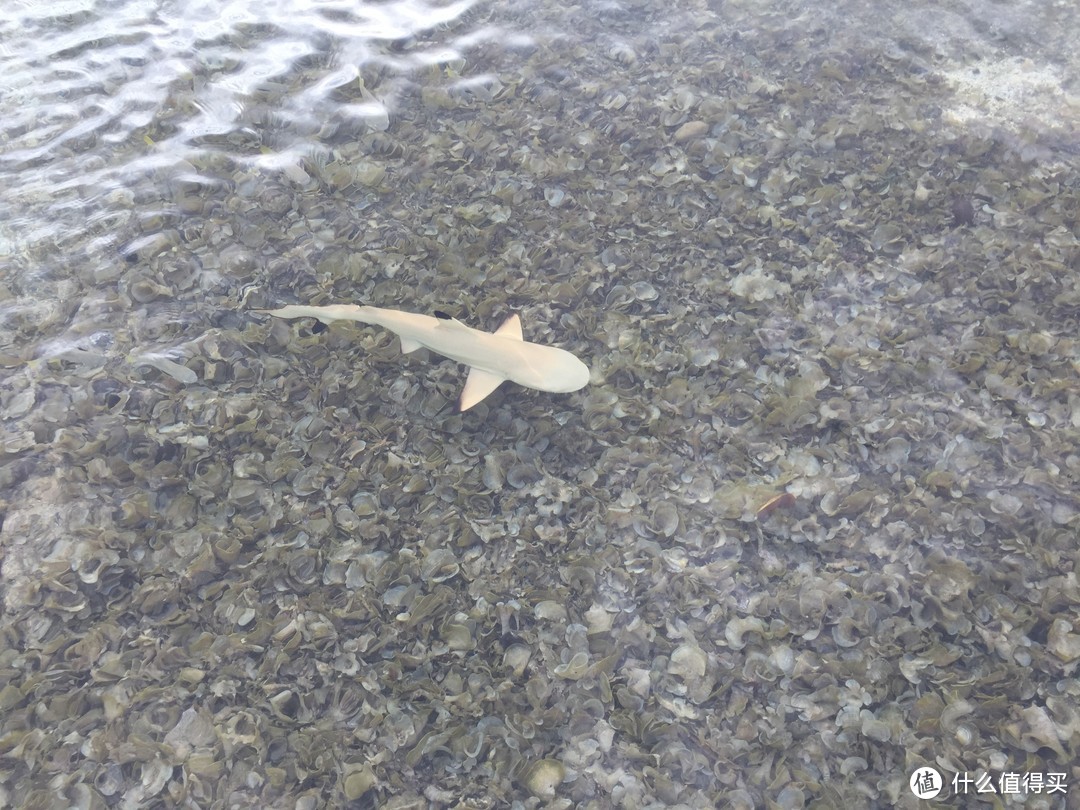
[1,0,1079,807]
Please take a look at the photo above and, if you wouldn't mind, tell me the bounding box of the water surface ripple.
[0,0,483,291]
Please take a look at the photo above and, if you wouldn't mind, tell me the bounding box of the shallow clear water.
[1,0,1078,806]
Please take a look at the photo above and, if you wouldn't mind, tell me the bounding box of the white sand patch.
[940,56,1080,133]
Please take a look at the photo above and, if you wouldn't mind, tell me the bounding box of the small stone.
[522,759,566,799]
[673,120,708,142]
[1047,619,1080,662]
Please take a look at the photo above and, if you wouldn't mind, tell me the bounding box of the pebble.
[674,120,708,142]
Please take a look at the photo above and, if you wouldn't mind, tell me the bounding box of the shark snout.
[513,347,590,393]
[560,356,592,392]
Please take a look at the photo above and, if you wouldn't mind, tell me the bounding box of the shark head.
[506,344,591,393]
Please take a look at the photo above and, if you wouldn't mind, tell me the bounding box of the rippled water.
[1,0,1079,805]
[2,0,488,310]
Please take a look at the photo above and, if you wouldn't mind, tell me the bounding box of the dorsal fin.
[434,310,452,320]
[494,313,523,341]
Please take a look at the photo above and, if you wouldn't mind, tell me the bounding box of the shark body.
[261,304,590,411]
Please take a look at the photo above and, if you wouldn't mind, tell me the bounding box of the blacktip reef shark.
[260,304,591,411]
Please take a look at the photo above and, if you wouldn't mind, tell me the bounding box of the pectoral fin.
[459,367,506,411]
[399,337,423,353]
